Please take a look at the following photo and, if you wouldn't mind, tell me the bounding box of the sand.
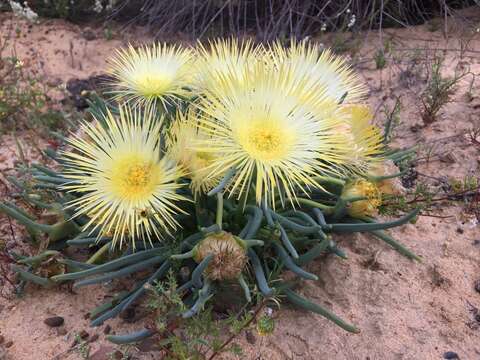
[0,9,479,360]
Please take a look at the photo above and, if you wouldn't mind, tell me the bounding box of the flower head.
[106,43,193,108]
[193,62,350,206]
[61,105,187,248]
[194,38,261,93]
[342,179,381,218]
[267,40,366,105]
[166,111,223,195]
[335,104,384,172]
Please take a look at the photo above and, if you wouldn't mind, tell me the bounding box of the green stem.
[208,167,236,196]
[86,242,111,264]
[296,198,334,213]
[312,175,346,187]
[329,209,419,233]
[107,329,155,344]
[0,202,51,233]
[216,192,223,229]
[171,249,196,260]
[284,288,359,333]
[238,273,251,302]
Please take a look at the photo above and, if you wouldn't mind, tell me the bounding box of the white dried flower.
[347,14,356,28]
[93,0,103,13]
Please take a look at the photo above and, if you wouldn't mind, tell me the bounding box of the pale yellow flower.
[61,105,187,248]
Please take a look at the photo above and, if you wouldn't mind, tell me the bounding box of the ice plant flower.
[341,179,382,218]
[106,43,193,108]
[267,40,366,105]
[194,38,261,93]
[335,104,384,172]
[61,105,187,248]
[193,62,350,206]
[166,111,223,195]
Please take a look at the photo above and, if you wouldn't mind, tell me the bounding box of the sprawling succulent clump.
[0,39,420,344]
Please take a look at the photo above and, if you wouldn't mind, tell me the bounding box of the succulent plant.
[1,39,420,343]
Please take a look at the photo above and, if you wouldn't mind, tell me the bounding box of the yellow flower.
[194,38,261,93]
[106,43,193,108]
[166,111,223,195]
[61,105,187,248]
[368,160,405,195]
[193,61,350,207]
[266,40,366,105]
[335,104,384,172]
[342,179,381,218]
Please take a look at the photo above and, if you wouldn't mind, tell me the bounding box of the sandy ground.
[1,9,480,360]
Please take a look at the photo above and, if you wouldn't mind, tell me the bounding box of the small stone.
[5,341,13,348]
[443,351,459,359]
[245,330,256,344]
[83,312,91,320]
[456,227,464,234]
[82,28,96,41]
[78,330,89,340]
[103,325,111,334]
[44,316,64,327]
[0,335,4,344]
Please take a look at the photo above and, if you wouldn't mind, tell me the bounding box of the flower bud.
[342,179,381,218]
[193,231,247,281]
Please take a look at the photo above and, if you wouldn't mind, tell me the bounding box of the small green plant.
[104,26,114,40]
[0,28,66,132]
[375,49,387,69]
[74,333,91,359]
[382,97,401,143]
[142,273,264,359]
[420,57,463,125]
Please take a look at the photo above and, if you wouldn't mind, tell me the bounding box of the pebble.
[5,341,13,348]
[82,28,96,41]
[0,335,4,344]
[103,325,111,334]
[443,351,459,359]
[89,334,99,343]
[78,330,89,340]
[44,316,64,327]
